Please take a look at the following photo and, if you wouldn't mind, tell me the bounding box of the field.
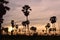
[1,35,60,40]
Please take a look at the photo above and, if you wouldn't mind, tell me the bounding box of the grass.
[1,34,60,40]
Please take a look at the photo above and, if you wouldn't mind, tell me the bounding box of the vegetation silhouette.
[30,26,36,32]
[50,16,56,24]
[2,27,8,35]
[30,26,38,36]
[22,5,32,34]
[49,28,56,34]
[50,16,57,35]
[0,1,58,36]
[42,30,45,32]
[45,23,50,34]
[16,24,18,29]
[22,21,26,27]
[22,20,30,34]
[0,0,10,35]
[0,0,9,4]
[11,20,15,35]
[11,20,15,28]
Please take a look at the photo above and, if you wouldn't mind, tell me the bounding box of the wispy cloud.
[3,0,60,26]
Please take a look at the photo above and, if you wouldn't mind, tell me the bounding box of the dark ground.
[1,35,60,40]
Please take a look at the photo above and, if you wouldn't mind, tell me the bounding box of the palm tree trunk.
[27,24,29,33]
[26,16,28,20]
[26,16,30,34]
[52,23,56,35]
[24,26,26,35]
[46,27,47,34]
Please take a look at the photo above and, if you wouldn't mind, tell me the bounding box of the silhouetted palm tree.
[22,20,30,34]
[22,21,26,27]
[22,21,26,34]
[30,26,37,36]
[30,26,36,32]
[0,0,10,35]
[16,24,18,29]
[50,16,56,24]
[50,16,57,35]
[50,16,56,28]
[49,28,56,35]
[11,20,15,28]
[25,20,30,28]
[15,24,18,35]
[45,23,50,34]
[22,5,31,34]
[11,20,15,35]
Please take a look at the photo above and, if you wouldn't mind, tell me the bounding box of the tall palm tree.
[45,23,50,34]
[22,5,31,34]
[50,16,57,35]
[0,0,10,35]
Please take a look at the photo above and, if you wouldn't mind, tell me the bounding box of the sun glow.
[8,27,13,32]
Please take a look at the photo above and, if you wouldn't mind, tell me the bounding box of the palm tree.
[15,24,18,34]
[11,20,15,35]
[50,16,56,27]
[30,26,36,32]
[25,20,30,30]
[0,0,10,35]
[11,20,15,28]
[49,28,56,35]
[45,23,50,34]
[22,20,30,34]
[22,5,31,34]
[22,21,26,34]
[50,16,57,35]
[30,26,37,36]
[22,21,26,27]
[16,24,18,29]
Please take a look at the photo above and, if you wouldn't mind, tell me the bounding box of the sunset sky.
[2,0,60,30]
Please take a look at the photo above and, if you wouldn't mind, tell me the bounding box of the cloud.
[3,0,60,27]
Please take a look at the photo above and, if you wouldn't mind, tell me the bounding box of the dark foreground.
[1,35,60,40]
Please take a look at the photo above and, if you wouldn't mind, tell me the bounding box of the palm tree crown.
[22,5,31,17]
[50,16,56,24]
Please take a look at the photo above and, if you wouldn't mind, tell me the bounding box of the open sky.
[2,0,60,30]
